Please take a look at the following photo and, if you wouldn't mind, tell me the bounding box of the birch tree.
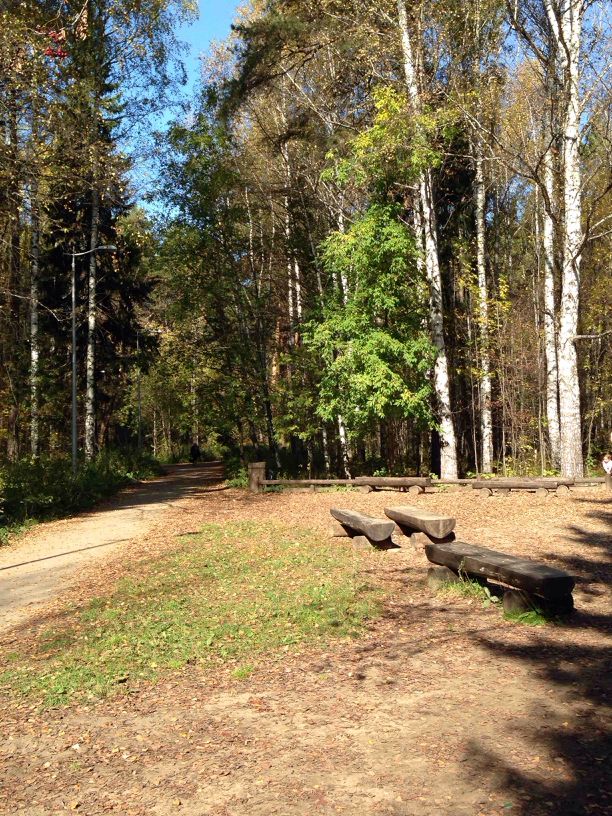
[548,0,584,477]
[396,0,459,478]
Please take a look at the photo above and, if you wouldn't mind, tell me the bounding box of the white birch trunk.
[321,425,331,474]
[337,415,351,478]
[542,144,561,467]
[84,186,99,461]
[293,257,302,322]
[397,0,458,479]
[474,148,493,472]
[556,0,584,477]
[30,196,40,456]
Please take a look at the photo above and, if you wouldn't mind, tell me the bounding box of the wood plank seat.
[384,505,455,540]
[329,509,395,545]
[425,541,575,609]
[354,476,430,494]
[471,480,563,492]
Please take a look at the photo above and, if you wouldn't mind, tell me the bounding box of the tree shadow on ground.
[461,506,611,815]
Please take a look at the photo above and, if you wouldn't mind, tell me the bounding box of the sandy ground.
[0,478,610,816]
[0,463,225,633]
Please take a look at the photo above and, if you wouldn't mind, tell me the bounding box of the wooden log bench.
[425,540,575,614]
[354,476,431,495]
[384,505,456,550]
[329,509,396,549]
[470,479,574,497]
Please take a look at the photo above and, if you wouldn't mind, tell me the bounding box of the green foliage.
[305,204,435,434]
[227,468,249,488]
[0,522,383,706]
[0,451,162,529]
[436,576,499,607]
[503,609,548,626]
[325,87,458,194]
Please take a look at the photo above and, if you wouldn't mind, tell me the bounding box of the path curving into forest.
[0,462,226,635]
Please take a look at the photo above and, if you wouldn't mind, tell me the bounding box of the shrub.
[0,451,163,530]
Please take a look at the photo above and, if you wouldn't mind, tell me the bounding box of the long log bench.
[471,479,576,497]
[354,476,430,495]
[425,540,575,614]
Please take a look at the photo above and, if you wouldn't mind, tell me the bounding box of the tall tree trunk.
[321,425,331,474]
[474,146,493,472]
[397,0,458,478]
[542,142,561,467]
[84,185,99,461]
[334,198,351,478]
[547,0,584,477]
[30,192,40,456]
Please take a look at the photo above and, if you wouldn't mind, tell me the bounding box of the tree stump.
[556,484,571,497]
[479,487,493,497]
[408,484,424,495]
[535,487,549,497]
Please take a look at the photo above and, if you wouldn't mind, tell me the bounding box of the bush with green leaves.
[0,451,162,529]
[304,204,435,436]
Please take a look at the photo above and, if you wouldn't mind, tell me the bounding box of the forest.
[1,0,611,509]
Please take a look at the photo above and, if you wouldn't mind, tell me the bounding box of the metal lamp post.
[67,244,116,476]
[135,328,162,452]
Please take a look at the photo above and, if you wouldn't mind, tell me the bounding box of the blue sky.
[134,2,240,201]
[176,1,240,93]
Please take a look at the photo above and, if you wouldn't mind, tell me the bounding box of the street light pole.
[71,249,77,476]
[137,330,142,451]
[67,244,116,476]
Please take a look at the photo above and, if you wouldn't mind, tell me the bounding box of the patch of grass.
[437,577,553,625]
[504,609,548,626]
[0,521,383,707]
[436,576,500,607]
[503,609,549,626]
[232,664,254,680]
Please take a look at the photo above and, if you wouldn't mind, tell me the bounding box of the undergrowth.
[0,450,163,537]
[503,609,548,626]
[436,576,500,607]
[0,521,383,707]
[436,576,551,625]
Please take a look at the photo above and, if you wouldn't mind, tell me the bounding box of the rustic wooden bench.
[354,476,430,495]
[471,479,573,497]
[329,509,396,549]
[384,505,456,548]
[425,540,575,614]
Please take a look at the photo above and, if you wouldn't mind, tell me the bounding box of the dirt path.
[0,462,225,633]
[1,484,610,816]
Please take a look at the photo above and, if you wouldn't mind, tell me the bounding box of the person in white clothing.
[602,453,612,475]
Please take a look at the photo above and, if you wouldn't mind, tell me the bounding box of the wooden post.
[248,462,266,493]
[605,473,612,492]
